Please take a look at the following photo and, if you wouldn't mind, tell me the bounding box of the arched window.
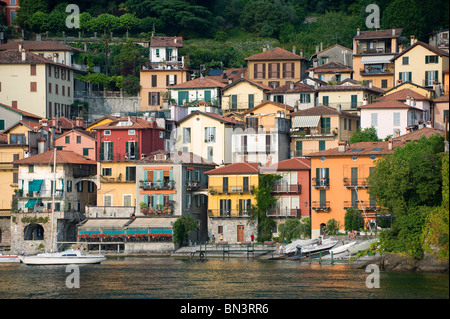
[24,224,44,241]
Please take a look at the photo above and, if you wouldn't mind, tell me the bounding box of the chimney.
[406,96,411,105]
[362,97,368,105]
[399,44,403,53]
[21,48,26,62]
[174,38,177,44]
[38,138,46,154]
[388,138,393,151]
[75,117,84,128]
[262,45,267,52]
[316,45,319,53]
[357,28,360,36]
[338,141,347,153]
[300,49,303,57]
[410,35,416,45]
[290,82,294,90]
[320,42,323,51]
[292,45,296,54]
[392,28,396,36]
[410,97,415,106]
[228,78,233,84]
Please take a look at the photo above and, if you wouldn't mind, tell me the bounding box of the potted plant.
[139,202,148,213]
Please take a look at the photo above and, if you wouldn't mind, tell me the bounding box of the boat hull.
[347,239,379,255]
[299,240,338,254]
[0,255,20,263]
[20,256,106,265]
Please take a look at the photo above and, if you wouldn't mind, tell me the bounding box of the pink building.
[54,129,97,161]
[261,157,311,219]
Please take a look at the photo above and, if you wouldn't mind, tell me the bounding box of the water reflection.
[0,257,448,299]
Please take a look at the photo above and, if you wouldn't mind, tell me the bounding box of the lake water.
[0,257,448,301]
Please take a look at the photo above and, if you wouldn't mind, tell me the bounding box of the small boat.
[329,241,357,255]
[298,239,339,255]
[19,249,106,265]
[347,238,379,255]
[281,239,319,255]
[0,252,20,263]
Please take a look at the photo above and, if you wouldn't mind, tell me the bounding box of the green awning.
[25,198,42,208]
[29,180,44,192]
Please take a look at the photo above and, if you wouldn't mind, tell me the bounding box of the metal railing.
[273,184,302,193]
[312,178,330,188]
[266,208,301,217]
[207,209,252,217]
[209,186,253,194]
[139,180,175,190]
[343,178,369,188]
[343,201,379,211]
[311,201,331,211]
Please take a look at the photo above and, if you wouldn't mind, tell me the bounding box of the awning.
[292,116,321,128]
[78,219,129,230]
[28,180,44,192]
[25,198,42,208]
[127,217,177,229]
[361,55,394,65]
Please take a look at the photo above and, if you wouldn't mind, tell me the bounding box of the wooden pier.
[191,241,278,259]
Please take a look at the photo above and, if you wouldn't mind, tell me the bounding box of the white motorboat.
[347,238,379,255]
[329,241,357,255]
[298,239,339,254]
[19,249,106,265]
[0,252,20,263]
[281,239,319,255]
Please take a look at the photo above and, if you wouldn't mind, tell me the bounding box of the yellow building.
[85,115,118,132]
[392,39,449,88]
[175,111,244,165]
[221,78,271,113]
[245,47,307,89]
[97,162,137,207]
[444,69,449,95]
[205,162,259,243]
[352,28,403,90]
[242,101,294,131]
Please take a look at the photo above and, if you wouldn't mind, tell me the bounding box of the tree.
[349,127,381,144]
[173,215,198,246]
[368,134,444,215]
[119,13,140,33]
[381,0,426,40]
[278,218,311,243]
[14,0,48,29]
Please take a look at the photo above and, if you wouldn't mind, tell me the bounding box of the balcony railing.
[356,47,393,55]
[343,178,369,188]
[100,153,140,162]
[311,201,330,212]
[312,178,330,189]
[273,184,302,193]
[209,186,253,195]
[139,180,175,190]
[267,208,301,217]
[343,201,379,211]
[207,209,252,217]
[360,67,394,75]
[186,180,203,191]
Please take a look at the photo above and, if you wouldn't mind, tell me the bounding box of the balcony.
[101,174,135,183]
[291,128,337,139]
[209,186,253,195]
[343,201,379,211]
[360,67,394,75]
[207,209,252,218]
[186,180,202,191]
[139,180,175,190]
[312,178,330,189]
[311,201,330,212]
[343,178,369,189]
[273,184,302,193]
[267,208,301,217]
[100,153,140,162]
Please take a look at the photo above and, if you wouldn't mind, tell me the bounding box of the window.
[425,70,439,86]
[246,117,259,130]
[30,64,36,76]
[104,130,111,135]
[55,66,59,78]
[268,63,280,79]
[48,83,52,93]
[204,127,216,143]
[68,87,71,97]
[74,136,82,144]
[30,82,37,92]
[344,118,347,130]
[300,94,310,103]
[320,117,330,134]
[67,180,72,192]
[29,165,34,173]
[55,84,59,95]
[183,128,191,143]
[0,120,4,130]
[102,167,112,176]
[283,63,295,78]
[166,74,177,86]
[83,148,89,156]
[149,92,160,105]
[100,141,113,161]
[316,168,329,186]
[231,95,238,109]
[248,94,254,108]
[10,134,26,144]
[319,190,327,207]
[123,195,132,207]
[322,96,329,106]
[128,130,135,135]
[151,75,157,87]
[126,166,136,181]
[371,113,378,126]
[254,63,265,79]
[393,112,400,126]
[425,55,439,64]
[76,181,83,192]
[399,72,412,82]
[402,57,409,65]
[65,136,70,144]
[265,134,271,154]
[268,81,280,89]
[155,49,160,57]
[104,195,112,206]
[319,140,326,151]
[348,119,352,130]
[125,141,138,160]
[381,79,388,88]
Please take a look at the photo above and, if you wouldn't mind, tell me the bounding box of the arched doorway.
[24,224,44,241]
[320,223,327,236]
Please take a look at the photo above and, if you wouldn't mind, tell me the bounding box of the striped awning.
[292,116,321,128]
[78,219,129,229]
[361,55,394,64]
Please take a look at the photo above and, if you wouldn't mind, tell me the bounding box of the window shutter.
[110,142,114,160]
[100,142,104,161]
[166,75,169,86]
[425,71,429,85]
[276,63,280,78]
[268,63,272,78]
[262,64,266,78]
[425,56,429,64]
[254,64,258,79]
[408,72,412,82]
[126,167,129,181]
[434,71,438,83]
[291,63,295,78]
[174,75,177,85]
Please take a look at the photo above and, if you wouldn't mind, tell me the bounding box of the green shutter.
[425,56,429,64]
[435,71,439,83]
[248,94,254,108]
[204,90,211,102]
[320,190,326,206]
[126,167,129,181]
[408,72,412,82]
[351,95,357,108]
[425,71,429,85]
[232,95,237,109]
[351,167,358,186]
[100,142,104,160]
[110,142,114,160]
[323,96,329,106]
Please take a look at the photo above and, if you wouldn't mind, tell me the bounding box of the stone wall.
[208,217,258,244]
[76,95,140,120]
[124,242,175,255]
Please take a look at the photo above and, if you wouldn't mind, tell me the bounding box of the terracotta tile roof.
[0,133,7,144]
[311,44,352,57]
[308,61,353,73]
[13,150,97,165]
[204,162,259,175]
[316,84,385,94]
[353,28,403,40]
[290,105,360,118]
[178,111,245,126]
[393,40,449,60]
[375,88,431,102]
[245,47,305,61]
[0,102,43,119]
[169,76,226,89]
[150,36,183,48]
[93,117,164,131]
[0,41,83,52]
[434,94,449,102]
[135,150,216,166]
[358,100,423,110]
[208,68,248,84]
[0,49,78,70]
[2,120,61,134]
[269,81,315,94]
[261,157,311,173]
[392,127,444,141]
[243,101,294,115]
[222,77,272,92]
[308,141,402,157]
[56,128,96,141]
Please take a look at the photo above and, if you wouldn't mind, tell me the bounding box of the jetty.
[172,241,278,259]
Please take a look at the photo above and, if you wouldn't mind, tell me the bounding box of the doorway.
[237,225,245,242]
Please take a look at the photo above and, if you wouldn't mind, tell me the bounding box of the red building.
[93,117,165,162]
[1,0,19,26]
